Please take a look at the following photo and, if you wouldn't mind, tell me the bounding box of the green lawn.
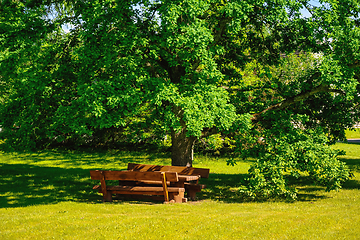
[0,144,359,239]
[345,129,360,139]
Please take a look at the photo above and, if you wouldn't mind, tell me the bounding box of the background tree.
[1,0,359,199]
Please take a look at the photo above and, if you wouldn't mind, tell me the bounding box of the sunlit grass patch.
[346,129,360,139]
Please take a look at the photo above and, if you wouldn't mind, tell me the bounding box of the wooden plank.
[105,187,185,201]
[90,170,179,182]
[184,183,206,190]
[133,180,166,185]
[106,186,185,193]
[127,163,210,178]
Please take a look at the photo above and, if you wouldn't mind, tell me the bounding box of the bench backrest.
[127,163,210,178]
[90,170,179,182]
[90,170,178,202]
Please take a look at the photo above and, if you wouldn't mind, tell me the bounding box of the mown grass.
[0,143,359,239]
[345,129,360,139]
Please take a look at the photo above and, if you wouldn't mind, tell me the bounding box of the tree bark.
[171,127,196,167]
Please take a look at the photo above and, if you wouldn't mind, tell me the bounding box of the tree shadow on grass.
[197,170,360,203]
[286,170,360,201]
[0,163,104,208]
[195,174,320,203]
[338,157,360,190]
[1,153,359,207]
[0,150,173,208]
[195,173,249,203]
[341,158,360,172]
[286,176,330,202]
[1,165,355,207]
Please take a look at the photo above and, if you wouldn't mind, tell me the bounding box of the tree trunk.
[171,127,196,167]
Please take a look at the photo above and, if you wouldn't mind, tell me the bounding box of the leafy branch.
[252,83,346,121]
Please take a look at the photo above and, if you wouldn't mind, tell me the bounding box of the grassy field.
[345,129,360,139]
[0,143,359,239]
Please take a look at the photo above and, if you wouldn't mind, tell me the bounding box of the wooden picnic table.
[127,163,209,200]
[176,175,200,186]
[90,170,186,203]
[174,175,203,200]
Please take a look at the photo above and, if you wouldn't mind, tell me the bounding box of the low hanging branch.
[251,84,346,121]
[202,83,345,137]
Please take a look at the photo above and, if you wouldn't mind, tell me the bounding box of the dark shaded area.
[341,158,360,172]
[199,172,360,203]
[0,151,171,208]
[0,163,105,208]
[196,173,249,203]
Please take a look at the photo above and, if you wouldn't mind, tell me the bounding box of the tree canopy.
[1,0,360,199]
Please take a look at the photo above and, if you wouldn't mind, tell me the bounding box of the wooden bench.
[90,170,186,203]
[127,163,210,200]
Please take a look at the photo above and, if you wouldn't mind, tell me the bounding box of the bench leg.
[185,185,204,201]
[169,192,186,203]
[103,192,113,202]
[187,190,197,201]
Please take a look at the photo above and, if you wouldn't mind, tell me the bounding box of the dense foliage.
[1,0,359,199]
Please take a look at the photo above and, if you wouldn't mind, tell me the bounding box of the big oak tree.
[1,0,360,199]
